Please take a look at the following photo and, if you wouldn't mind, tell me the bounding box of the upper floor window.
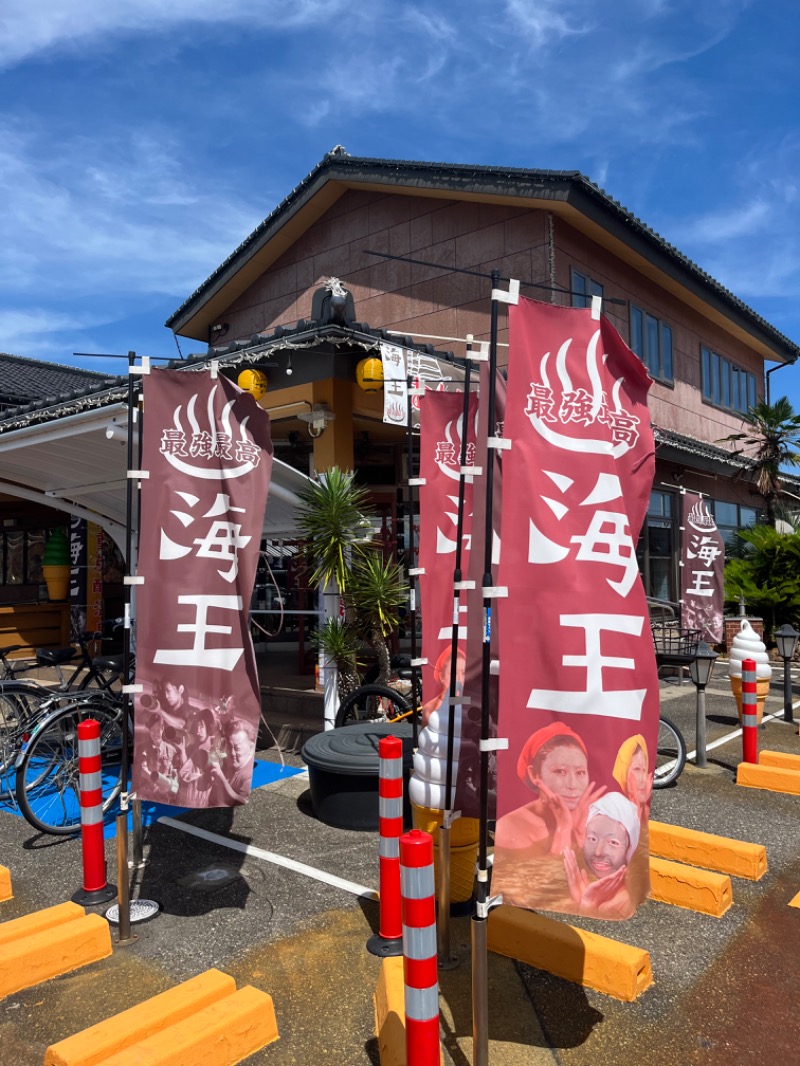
[571,268,603,309]
[701,347,756,414]
[630,306,673,383]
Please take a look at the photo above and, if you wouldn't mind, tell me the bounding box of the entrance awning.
[0,402,312,557]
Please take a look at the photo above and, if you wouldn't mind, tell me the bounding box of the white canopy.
[0,402,312,557]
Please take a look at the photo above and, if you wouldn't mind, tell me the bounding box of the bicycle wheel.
[652,715,687,788]
[0,686,49,785]
[15,703,124,835]
[335,684,412,729]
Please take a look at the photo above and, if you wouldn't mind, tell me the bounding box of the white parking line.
[157,814,379,901]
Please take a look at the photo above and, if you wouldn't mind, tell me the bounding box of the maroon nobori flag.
[680,493,725,643]
[132,370,273,808]
[493,298,658,920]
[456,363,506,820]
[410,391,478,810]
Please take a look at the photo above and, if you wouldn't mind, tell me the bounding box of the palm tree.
[717,397,800,527]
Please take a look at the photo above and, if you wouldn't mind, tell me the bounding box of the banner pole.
[438,349,474,967]
[116,350,136,943]
[472,273,501,1066]
[405,375,420,752]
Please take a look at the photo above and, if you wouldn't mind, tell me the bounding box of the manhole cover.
[105,899,160,924]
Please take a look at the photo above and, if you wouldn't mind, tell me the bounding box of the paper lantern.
[356,357,384,392]
[238,368,268,399]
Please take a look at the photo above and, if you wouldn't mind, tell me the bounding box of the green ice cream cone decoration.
[42,529,70,601]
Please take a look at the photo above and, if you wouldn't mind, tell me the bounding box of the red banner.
[492,299,657,920]
[456,364,506,819]
[132,370,273,808]
[680,492,724,643]
[410,390,478,810]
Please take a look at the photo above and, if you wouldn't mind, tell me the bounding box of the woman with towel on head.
[494,723,606,860]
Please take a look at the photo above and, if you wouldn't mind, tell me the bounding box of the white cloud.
[504,0,592,47]
[0,120,263,298]
[0,0,350,69]
[0,308,104,357]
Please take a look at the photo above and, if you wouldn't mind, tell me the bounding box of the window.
[711,500,759,546]
[630,306,673,383]
[0,528,46,587]
[636,490,676,600]
[571,268,604,309]
[701,347,756,414]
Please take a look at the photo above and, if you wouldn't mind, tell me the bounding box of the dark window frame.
[630,305,674,383]
[701,346,757,415]
[570,267,604,309]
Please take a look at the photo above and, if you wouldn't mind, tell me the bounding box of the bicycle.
[652,715,686,788]
[0,634,129,794]
[14,690,128,835]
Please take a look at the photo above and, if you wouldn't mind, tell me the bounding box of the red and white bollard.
[367,735,403,957]
[400,828,440,1066]
[741,657,759,765]
[72,718,116,905]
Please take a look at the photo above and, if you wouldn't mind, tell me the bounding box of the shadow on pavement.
[133,805,252,917]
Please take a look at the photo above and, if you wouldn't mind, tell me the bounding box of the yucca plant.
[724,524,800,642]
[296,467,373,592]
[348,554,408,684]
[311,618,364,699]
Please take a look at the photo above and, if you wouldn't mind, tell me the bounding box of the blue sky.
[2,0,799,407]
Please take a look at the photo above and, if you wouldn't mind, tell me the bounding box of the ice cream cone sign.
[728,620,771,723]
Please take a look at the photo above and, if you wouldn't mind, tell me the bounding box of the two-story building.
[166,148,800,603]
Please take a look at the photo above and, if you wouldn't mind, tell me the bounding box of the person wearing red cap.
[493,723,606,861]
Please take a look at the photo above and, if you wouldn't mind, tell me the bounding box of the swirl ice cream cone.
[728,620,771,723]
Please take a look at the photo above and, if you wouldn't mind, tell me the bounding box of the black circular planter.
[301,722,415,831]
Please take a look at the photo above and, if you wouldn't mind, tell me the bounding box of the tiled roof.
[166,150,800,363]
[0,352,118,408]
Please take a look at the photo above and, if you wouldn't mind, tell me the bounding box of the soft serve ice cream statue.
[728,619,772,722]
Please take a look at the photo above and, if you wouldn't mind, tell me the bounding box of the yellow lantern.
[238,368,268,399]
[356,356,384,392]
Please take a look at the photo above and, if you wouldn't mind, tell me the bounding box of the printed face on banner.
[492,300,658,921]
[681,495,725,642]
[132,372,273,809]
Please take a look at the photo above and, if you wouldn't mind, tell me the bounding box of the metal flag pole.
[115,351,137,943]
[438,345,476,967]
[405,373,422,752]
[472,271,511,1066]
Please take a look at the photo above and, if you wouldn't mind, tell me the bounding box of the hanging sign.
[492,298,658,919]
[132,370,273,808]
[380,343,409,426]
[680,493,724,643]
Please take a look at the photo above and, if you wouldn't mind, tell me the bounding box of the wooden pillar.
[311,379,354,473]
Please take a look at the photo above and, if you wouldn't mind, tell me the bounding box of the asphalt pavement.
[2,660,800,1064]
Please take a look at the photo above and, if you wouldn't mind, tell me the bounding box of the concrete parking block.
[758,750,800,772]
[0,906,111,998]
[737,761,800,795]
[649,820,767,880]
[44,969,237,1066]
[96,984,279,1066]
[374,955,445,1066]
[487,905,653,1002]
[649,856,732,917]
[0,864,11,901]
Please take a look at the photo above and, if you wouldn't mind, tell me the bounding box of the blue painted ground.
[0,758,304,837]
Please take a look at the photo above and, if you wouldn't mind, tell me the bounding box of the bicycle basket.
[651,623,701,660]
